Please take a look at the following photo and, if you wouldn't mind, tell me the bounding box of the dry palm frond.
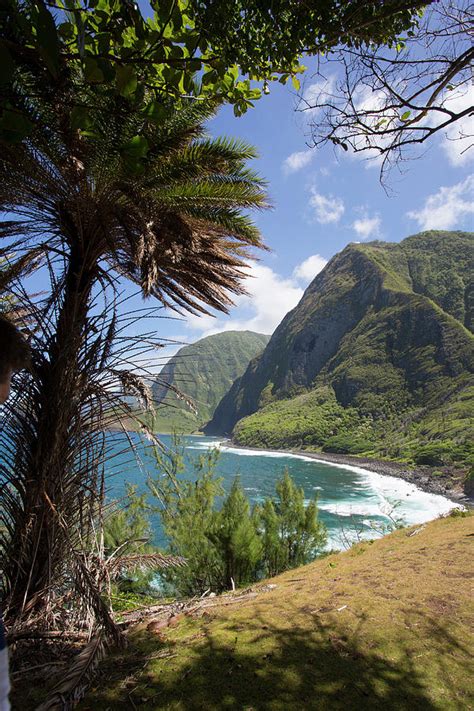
[35,634,108,711]
[110,369,154,412]
[107,552,186,579]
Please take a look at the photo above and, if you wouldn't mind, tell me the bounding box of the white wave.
[319,502,386,518]
[223,445,462,520]
[220,444,316,461]
[185,438,463,528]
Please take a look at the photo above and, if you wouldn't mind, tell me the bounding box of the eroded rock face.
[206,231,474,437]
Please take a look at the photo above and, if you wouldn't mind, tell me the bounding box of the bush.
[322,433,372,455]
[148,445,327,595]
[412,442,451,466]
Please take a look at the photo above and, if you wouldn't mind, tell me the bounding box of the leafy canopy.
[1,0,428,141]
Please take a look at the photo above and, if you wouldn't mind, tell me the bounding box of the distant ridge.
[152,331,269,433]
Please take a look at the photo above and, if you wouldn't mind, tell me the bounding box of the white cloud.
[352,213,382,240]
[407,175,474,230]
[309,188,345,224]
[187,253,331,337]
[187,263,304,336]
[293,254,328,282]
[302,75,337,117]
[282,149,313,174]
[440,88,474,166]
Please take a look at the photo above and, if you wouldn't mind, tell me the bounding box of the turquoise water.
[105,433,459,551]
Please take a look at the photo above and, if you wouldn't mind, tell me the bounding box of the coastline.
[224,440,473,508]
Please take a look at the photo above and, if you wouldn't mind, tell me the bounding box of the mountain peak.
[206,231,473,467]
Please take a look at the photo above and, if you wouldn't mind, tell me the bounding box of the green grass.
[70,513,474,711]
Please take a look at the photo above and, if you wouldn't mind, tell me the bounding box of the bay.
[105,433,460,551]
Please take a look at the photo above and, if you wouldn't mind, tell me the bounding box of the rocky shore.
[227,441,473,508]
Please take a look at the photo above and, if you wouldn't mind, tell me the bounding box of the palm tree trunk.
[5,242,97,621]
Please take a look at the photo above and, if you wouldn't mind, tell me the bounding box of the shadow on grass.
[71,605,473,711]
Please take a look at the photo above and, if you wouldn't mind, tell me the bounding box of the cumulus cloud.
[293,254,328,282]
[187,254,330,337]
[282,149,314,174]
[302,75,337,117]
[352,213,382,240]
[309,188,345,224]
[187,263,304,336]
[407,175,474,230]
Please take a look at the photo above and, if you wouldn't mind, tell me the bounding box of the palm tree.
[0,88,267,627]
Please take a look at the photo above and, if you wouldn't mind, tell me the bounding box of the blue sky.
[18,55,474,373]
[149,66,473,364]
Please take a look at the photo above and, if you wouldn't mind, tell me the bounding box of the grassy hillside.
[152,331,269,433]
[208,232,474,473]
[70,512,474,710]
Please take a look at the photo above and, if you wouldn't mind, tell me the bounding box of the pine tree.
[257,470,327,576]
[212,478,262,589]
[152,448,225,596]
[103,485,155,595]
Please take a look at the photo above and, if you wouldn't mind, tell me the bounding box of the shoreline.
[223,440,473,508]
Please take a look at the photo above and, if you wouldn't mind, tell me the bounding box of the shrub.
[148,445,327,595]
[322,433,372,455]
[412,442,452,466]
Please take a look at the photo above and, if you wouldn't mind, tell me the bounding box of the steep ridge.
[152,330,269,433]
[205,232,473,469]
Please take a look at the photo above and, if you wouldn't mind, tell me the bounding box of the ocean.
[105,433,460,551]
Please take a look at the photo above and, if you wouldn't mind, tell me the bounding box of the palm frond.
[107,552,186,579]
[35,634,108,711]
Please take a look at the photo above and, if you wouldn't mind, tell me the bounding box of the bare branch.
[298,1,474,183]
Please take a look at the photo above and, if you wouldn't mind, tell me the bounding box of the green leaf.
[228,65,239,81]
[36,5,60,77]
[201,69,218,87]
[70,106,92,130]
[143,100,168,124]
[291,76,300,91]
[58,21,75,40]
[84,57,104,83]
[116,65,138,98]
[401,110,411,121]
[187,58,202,72]
[121,135,149,159]
[0,109,34,142]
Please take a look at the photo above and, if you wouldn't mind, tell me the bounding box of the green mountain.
[205,231,474,469]
[152,331,269,433]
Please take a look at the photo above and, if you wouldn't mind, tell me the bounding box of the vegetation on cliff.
[152,331,269,433]
[208,232,474,473]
